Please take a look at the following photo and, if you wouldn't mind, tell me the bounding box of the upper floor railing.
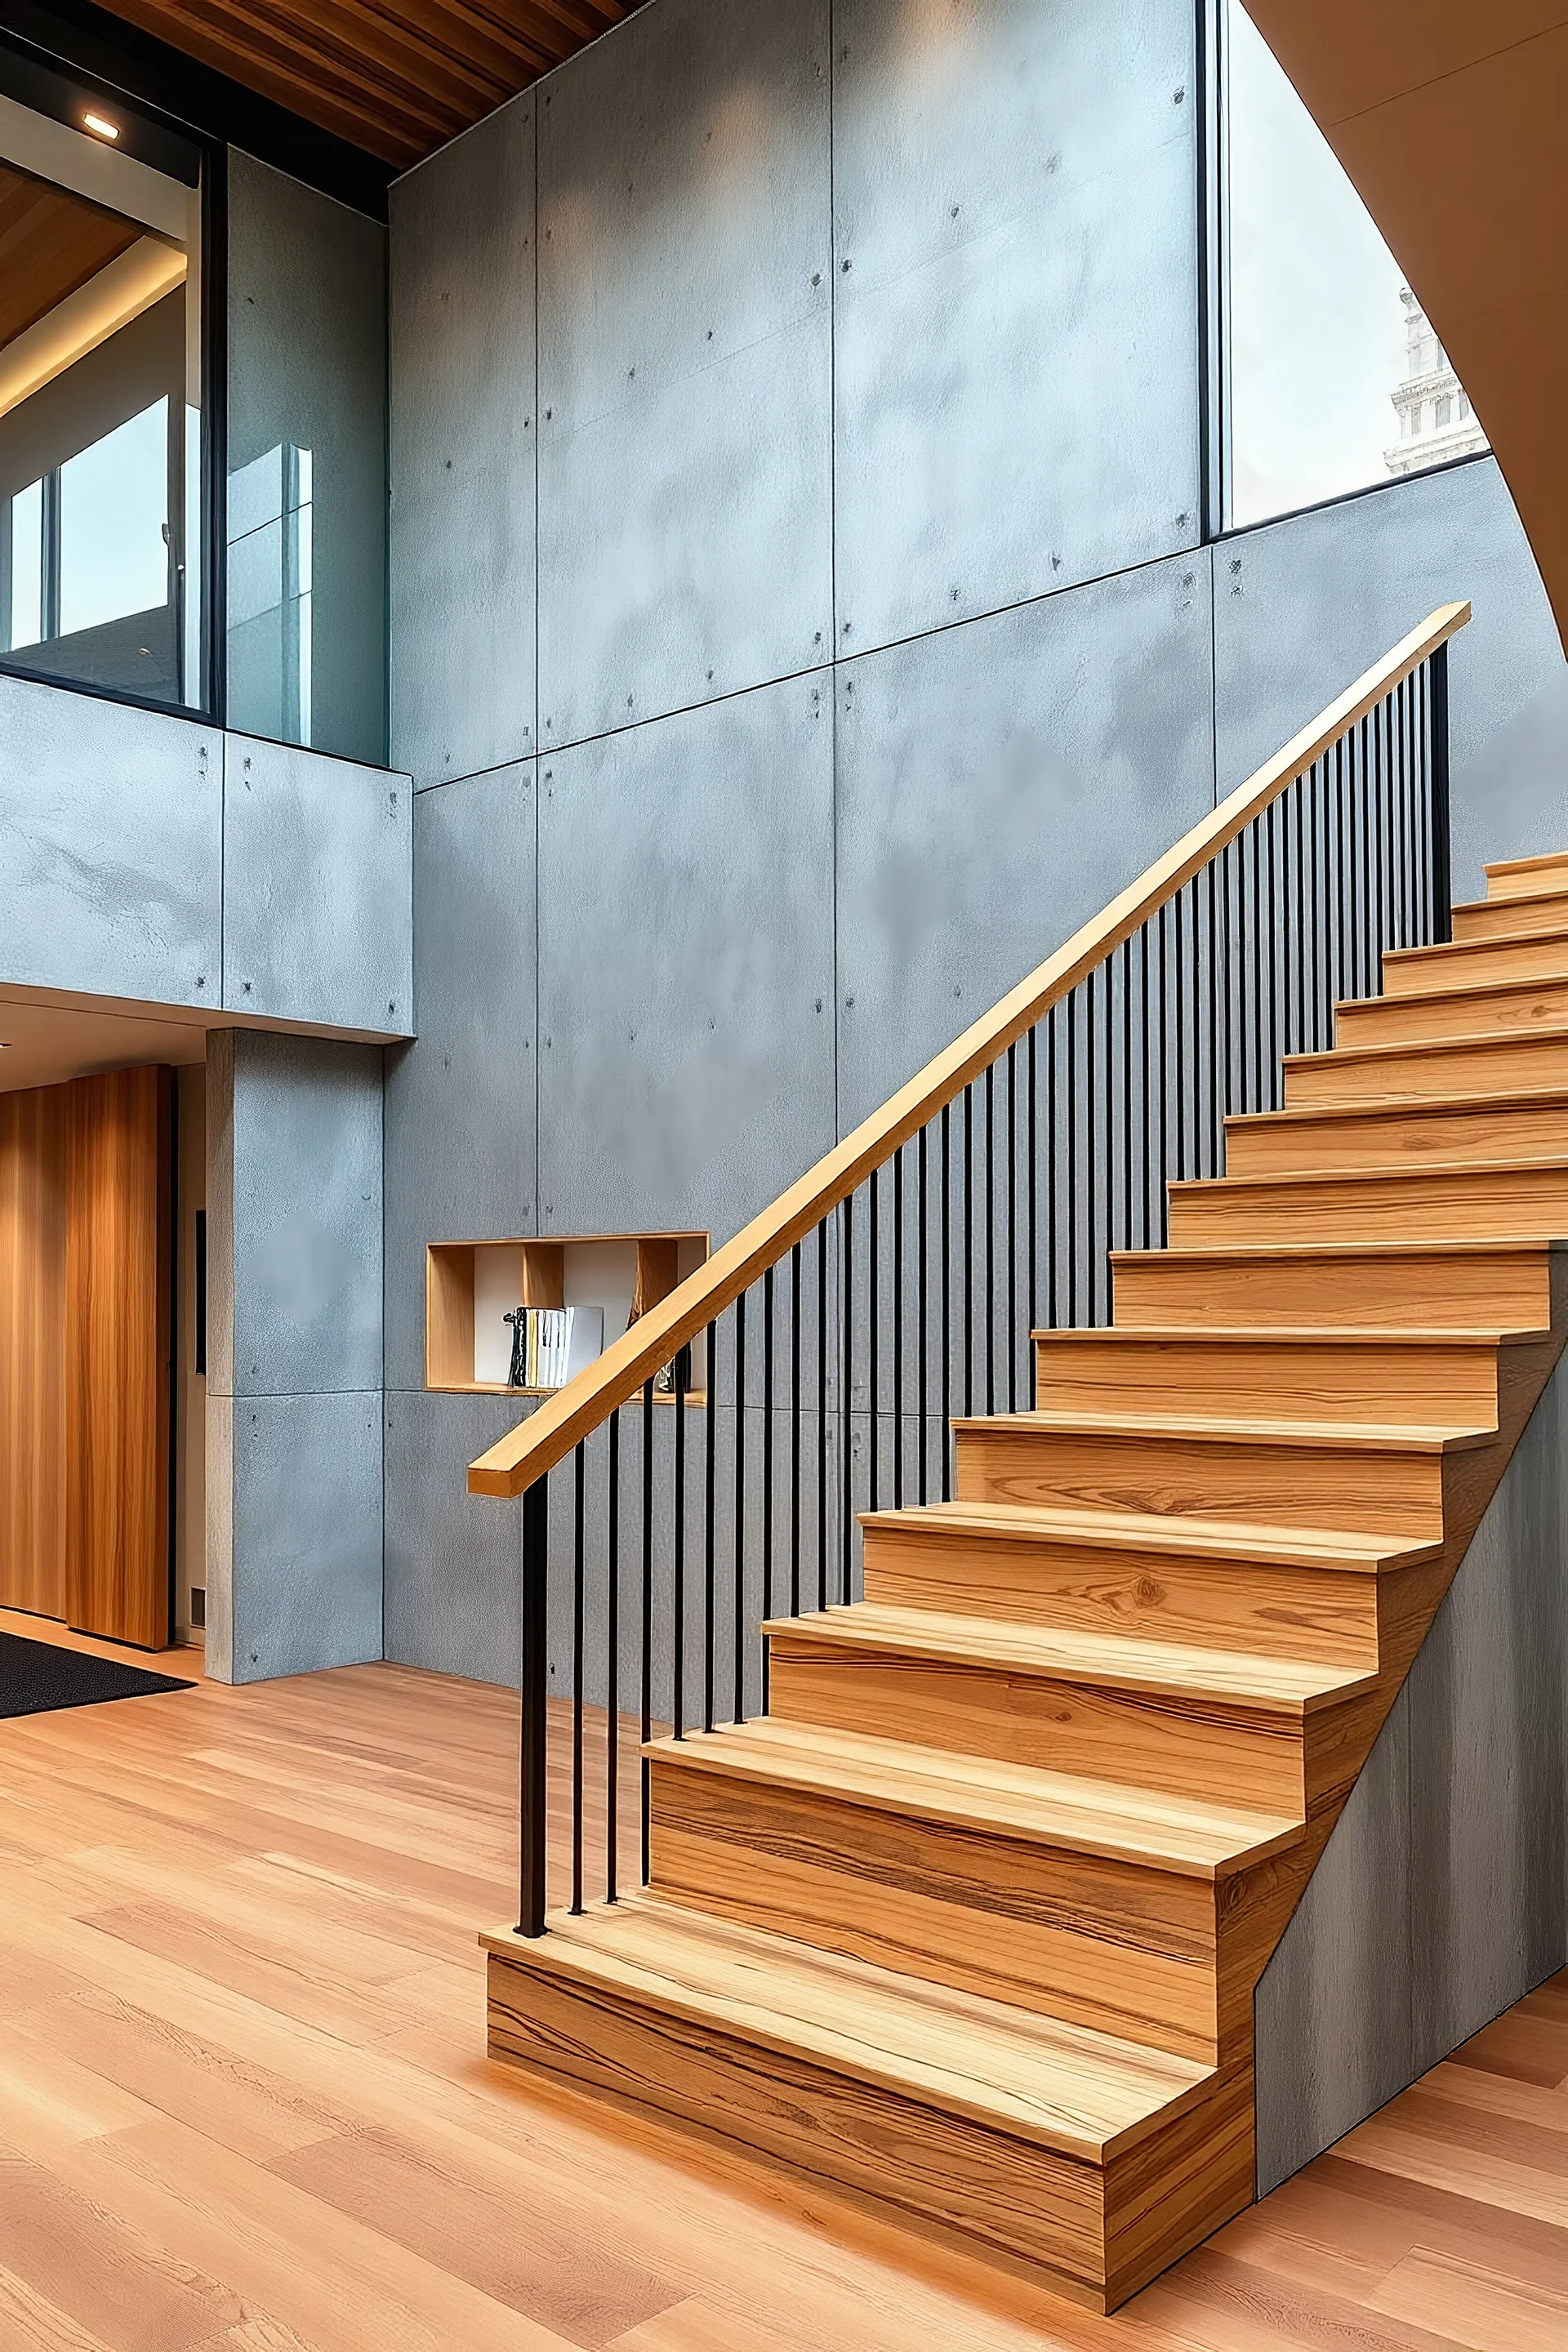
[470,601,1468,1936]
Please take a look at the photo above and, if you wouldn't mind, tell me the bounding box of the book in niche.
[505,1304,605,1389]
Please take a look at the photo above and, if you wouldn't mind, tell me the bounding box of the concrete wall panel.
[536,0,831,742]
[537,674,836,1239]
[222,737,412,1032]
[833,0,1200,649]
[390,98,537,791]
[384,1389,523,1684]
[1214,458,1567,899]
[537,315,832,746]
[0,673,220,1006]
[383,763,538,1392]
[835,551,1214,1127]
[225,1389,384,1681]
[228,1031,385,1397]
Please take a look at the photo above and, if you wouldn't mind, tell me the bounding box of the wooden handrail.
[469,600,1470,1499]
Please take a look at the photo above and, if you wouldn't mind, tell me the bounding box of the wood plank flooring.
[0,1618,1563,2348]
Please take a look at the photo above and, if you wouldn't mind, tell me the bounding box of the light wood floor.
[2,1618,1566,2351]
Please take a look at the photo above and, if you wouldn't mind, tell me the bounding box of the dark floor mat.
[0,1630,193,1718]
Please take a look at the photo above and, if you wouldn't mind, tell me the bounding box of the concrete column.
[205,1027,384,1682]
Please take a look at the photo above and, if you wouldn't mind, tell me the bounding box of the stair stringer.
[1253,1329,1568,2189]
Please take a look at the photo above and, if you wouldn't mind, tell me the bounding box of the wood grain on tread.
[1285,1027,1568,1107]
[1111,1240,1566,1332]
[1223,1089,1568,1177]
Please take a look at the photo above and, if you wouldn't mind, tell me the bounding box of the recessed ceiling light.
[82,110,121,142]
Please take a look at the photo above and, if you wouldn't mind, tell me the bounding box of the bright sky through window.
[59,398,170,637]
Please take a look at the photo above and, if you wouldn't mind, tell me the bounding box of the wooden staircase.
[484,848,1568,2310]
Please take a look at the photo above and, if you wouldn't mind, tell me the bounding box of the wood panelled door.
[0,1066,174,1648]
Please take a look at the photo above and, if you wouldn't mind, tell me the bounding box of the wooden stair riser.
[953,1422,1450,1537]
[646,1766,1227,2060]
[1485,853,1568,903]
[1452,896,1568,945]
[485,1944,1253,2312]
[1223,1098,1568,1178]
[1168,1160,1568,1246]
[1338,978,1568,1046]
[861,1524,1383,1667]
[1382,934,1568,996]
[1031,1332,1503,1427]
[1285,1032,1568,1108]
[765,1633,1313,1814]
[1111,1245,1562,1334]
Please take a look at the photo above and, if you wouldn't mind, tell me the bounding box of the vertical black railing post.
[519,1476,550,1938]
[1429,646,1453,942]
[571,1444,585,1916]
[640,1378,653,1883]
[606,1410,619,1904]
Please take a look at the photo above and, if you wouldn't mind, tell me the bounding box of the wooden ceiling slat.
[0,160,141,352]
[88,0,648,167]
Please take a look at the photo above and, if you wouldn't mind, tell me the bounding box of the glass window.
[59,398,170,635]
[0,87,205,709]
[5,476,42,649]
[1223,0,1488,528]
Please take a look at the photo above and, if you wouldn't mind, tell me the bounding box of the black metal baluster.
[791,1243,802,1618]
[1140,920,1153,1231]
[1156,905,1169,1243]
[639,1379,653,1883]
[1085,968,1098,1319]
[1120,938,1133,1249]
[673,1341,687,1739]
[1432,644,1452,942]
[963,1086,975,1412]
[842,1191,854,1603]
[893,1147,906,1504]
[519,1477,548,1937]
[1027,1027,1039,1363]
[1208,858,1223,1174]
[763,1265,775,1707]
[733,1290,747,1726]
[817,1216,828,1607]
[1007,1043,1018,1411]
[1048,1004,1060,1326]
[918,1125,929,1506]
[868,1168,880,1515]
[1174,884,1188,1164]
[571,1442,585,1917]
[985,1062,996,1410]
[704,1321,717,1730]
[606,1409,619,1904]
[1249,818,1263,1109]
[941,1104,952,1499]
[1265,800,1280,1102]
[1067,989,1079,1325]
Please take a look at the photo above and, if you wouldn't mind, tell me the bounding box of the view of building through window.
[1224,0,1487,528]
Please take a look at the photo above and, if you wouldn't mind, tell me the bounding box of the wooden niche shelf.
[426,1232,708,1399]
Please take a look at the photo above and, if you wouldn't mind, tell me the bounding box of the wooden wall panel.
[64,1068,174,1650]
[0,1086,69,1619]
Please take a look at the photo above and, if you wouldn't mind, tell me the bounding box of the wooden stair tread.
[1384,936,1568,976]
[1030,1325,1534,1348]
[482,1894,1213,2160]
[1454,886,1568,921]
[1486,850,1568,885]
[861,1498,1439,1569]
[649,1718,1304,1873]
[1295,1025,1568,1071]
[1111,1238,1566,1263]
[764,1600,1373,1710]
[1229,1083,1568,1132]
[952,1407,1494,1450]
[1172,1155,1568,1200]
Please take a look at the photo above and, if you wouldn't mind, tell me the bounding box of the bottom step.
[483,1895,1252,2310]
